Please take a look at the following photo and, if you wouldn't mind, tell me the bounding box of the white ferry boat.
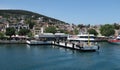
[67,33,95,42]
[67,33,99,51]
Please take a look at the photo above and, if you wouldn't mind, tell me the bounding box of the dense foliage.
[0,32,4,38]
[88,29,98,36]
[27,32,33,37]
[0,9,66,24]
[74,28,79,35]
[25,19,35,29]
[100,24,115,36]
[45,26,57,34]
[0,10,45,18]
[77,24,85,29]
[113,23,120,30]
[18,29,30,36]
[6,27,15,37]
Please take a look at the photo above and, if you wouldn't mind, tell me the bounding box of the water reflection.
[26,44,31,49]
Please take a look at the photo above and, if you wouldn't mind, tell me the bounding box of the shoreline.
[0,40,26,44]
[0,39,108,44]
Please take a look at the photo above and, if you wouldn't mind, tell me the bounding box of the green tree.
[57,29,64,33]
[113,23,120,30]
[18,29,30,36]
[6,27,16,38]
[45,26,56,34]
[0,32,4,37]
[27,32,33,37]
[100,24,115,36]
[78,24,85,29]
[25,19,35,29]
[88,29,98,36]
[87,24,90,28]
[74,28,79,35]
[29,22,35,29]
[0,32,4,38]
[64,30,69,34]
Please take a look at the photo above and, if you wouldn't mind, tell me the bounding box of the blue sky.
[0,0,120,25]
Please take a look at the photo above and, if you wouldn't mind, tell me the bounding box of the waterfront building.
[55,33,68,41]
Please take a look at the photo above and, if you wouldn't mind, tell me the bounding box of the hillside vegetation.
[0,9,66,24]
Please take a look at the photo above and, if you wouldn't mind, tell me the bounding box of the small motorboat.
[108,36,120,44]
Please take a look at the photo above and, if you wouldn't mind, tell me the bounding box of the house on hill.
[8,22,29,31]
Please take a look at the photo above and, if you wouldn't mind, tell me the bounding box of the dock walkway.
[53,41,99,51]
[54,41,81,50]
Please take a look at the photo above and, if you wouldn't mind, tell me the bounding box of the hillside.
[0,9,66,24]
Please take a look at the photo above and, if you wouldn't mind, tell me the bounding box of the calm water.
[0,43,120,70]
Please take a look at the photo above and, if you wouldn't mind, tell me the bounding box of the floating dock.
[53,41,99,51]
[54,42,78,49]
[26,40,99,51]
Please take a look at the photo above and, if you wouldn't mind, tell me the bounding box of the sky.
[0,0,120,25]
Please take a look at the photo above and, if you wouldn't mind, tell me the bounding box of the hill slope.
[0,9,66,24]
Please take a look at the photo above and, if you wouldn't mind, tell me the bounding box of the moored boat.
[108,36,120,44]
[67,33,96,42]
[68,33,99,51]
[26,40,52,45]
[76,42,99,51]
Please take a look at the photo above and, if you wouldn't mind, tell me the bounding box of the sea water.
[0,42,120,70]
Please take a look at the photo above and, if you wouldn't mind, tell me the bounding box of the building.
[8,23,29,31]
[33,23,43,35]
[0,18,7,24]
[0,17,8,32]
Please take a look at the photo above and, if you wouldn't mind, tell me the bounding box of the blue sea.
[0,42,120,70]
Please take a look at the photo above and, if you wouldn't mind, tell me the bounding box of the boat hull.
[108,39,120,44]
[76,42,99,51]
[80,46,99,51]
[26,40,52,45]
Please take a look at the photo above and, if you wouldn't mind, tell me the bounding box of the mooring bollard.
[72,43,75,49]
[58,41,59,45]
[65,42,67,47]
[54,41,55,44]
